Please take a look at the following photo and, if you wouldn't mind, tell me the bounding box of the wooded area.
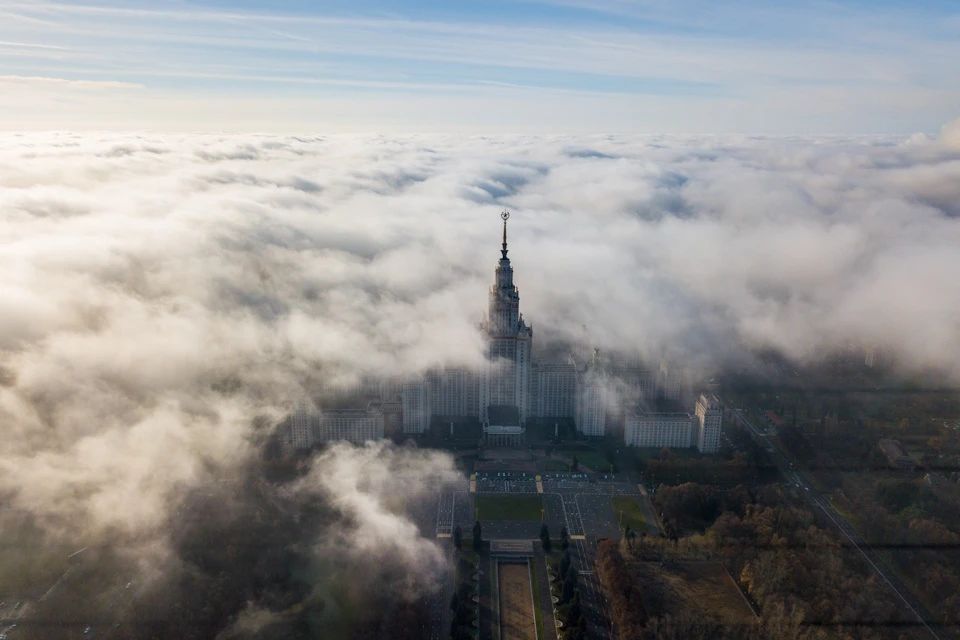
[596,482,928,639]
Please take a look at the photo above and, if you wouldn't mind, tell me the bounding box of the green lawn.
[543,460,569,472]
[557,449,612,472]
[611,497,646,532]
[475,495,544,521]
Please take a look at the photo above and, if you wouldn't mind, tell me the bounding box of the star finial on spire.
[501,210,510,258]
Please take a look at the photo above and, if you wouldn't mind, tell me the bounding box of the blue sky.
[1,0,958,132]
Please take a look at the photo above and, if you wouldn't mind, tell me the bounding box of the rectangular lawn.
[557,449,612,472]
[611,496,646,532]
[475,495,543,521]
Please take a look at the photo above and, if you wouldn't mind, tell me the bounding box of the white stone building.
[694,393,722,453]
[479,212,533,426]
[289,402,316,450]
[624,411,693,448]
[531,362,577,419]
[401,380,430,434]
[316,405,384,444]
[657,359,682,401]
[428,367,479,418]
[575,363,608,437]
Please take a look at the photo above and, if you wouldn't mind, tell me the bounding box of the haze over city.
[1,2,960,640]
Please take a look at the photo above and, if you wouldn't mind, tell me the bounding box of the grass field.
[475,495,543,521]
[557,449,612,472]
[499,563,537,640]
[542,460,569,472]
[611,497,646,532]
[634,561,757,625]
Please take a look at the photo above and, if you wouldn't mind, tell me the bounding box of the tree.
[540,523,552,551]
[472,520,482,551]
[560,526,570,550]
[596,538,647,637]
[559,550,571,580]
[453,525,462,550]
[562,568,578,604]
[624,525,637,551]
[566,591,582,627]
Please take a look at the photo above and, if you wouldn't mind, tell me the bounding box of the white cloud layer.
[0,128,959,548]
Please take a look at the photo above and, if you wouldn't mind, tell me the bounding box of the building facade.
[624,412,693,448]
[316,406,384,444]
[532,362,577,419]
[428,367,479,418]
[694,393,722,453]
[289,402,315,450]
[401,381,430,434]
[657,359,682,401]
[575,364,608,437]
[484,404,525,447]
[479,212,533,429]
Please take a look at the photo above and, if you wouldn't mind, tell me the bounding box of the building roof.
[487,404,521,426]
[628,411,691,420]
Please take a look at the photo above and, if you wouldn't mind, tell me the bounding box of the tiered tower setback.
[479,211,533,426]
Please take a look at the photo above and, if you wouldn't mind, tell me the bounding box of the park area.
[498,562,537,640]
[475,495,543,521]
[633,561,757,626]
[611,496,646,531]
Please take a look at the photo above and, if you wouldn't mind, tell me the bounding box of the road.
[726,403,942,640]
[558,496,609,640]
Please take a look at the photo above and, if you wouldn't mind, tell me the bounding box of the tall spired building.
[479,211,533,431]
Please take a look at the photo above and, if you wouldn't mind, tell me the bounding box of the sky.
[1,0,958,132]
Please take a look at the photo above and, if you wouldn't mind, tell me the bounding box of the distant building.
[695,393,722,453]
[878,439,917,470]
[401,381,429,434]
[284,400,384,449]
[428,367,479,419]
[478,212,533,426]
[657,359,682,401]
[864,345,891,369]
[575,358,608,437]
[380,400,403,439]
[289,402,316,450]
[624,411,692,448]
[484,404,525,447]
[316,404,384,444]
[532,362,577,420]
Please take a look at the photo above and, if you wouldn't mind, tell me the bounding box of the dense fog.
[1,124,959,635]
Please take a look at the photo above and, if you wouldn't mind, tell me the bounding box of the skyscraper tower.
[479,211,533,424]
